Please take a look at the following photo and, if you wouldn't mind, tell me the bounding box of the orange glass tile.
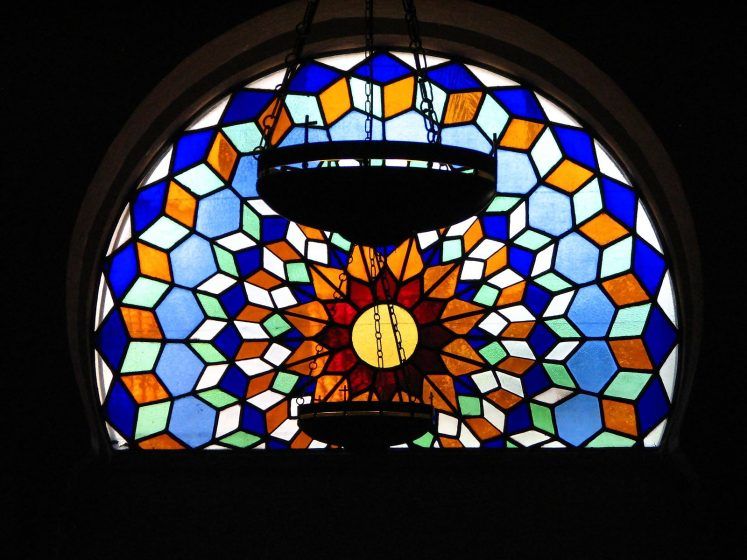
[502,321,535,339]
[121,307,162,339]
[463,219,484,252]
[266,240,301,261]
[315,375,345,401]
[265,402,288,433]
[440,436,463,448]
[291,430,312,449]
[443,91,483,124]
[347,245,373,280]
[497,281,525,305]
[485,388,522,410]
[207,132,238,180]
[259,100,292,145]
[247,270,282,290]
[311,265,348,300]
[246,373,274,398]
[442,351,483,375]
[383,76,415,118]
[236,306,272,322]
[499,119,544,149]
[139,434,184,450]
[320,78,351,125]
[579,213,628,246]
[602,273,649,305]
[285,314,325,337]
[426,265,459,299]
[165,181,196,227]
[287,341,329,374]
[286,301,328,321]
[236,341,269,360]
[137,242,171,282]
[609,339,653,370]
[387,238,423,282]
[444,314,483,335]
[442,298,483,319]
[545,159,594,192]
[602,399,638,436]
[485,247,508,276]
[443,338,484,363]
[423,375,457,412]
[466,417,501,440]
[498,357,534,375]
[298,224,325,240]
[121,373,169,403]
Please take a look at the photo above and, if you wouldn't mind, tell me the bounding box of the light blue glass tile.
[329,110,382,141]
[528,185,572,236]
[175,164,224,196]
[285,94,324,124]
[222,122,262,153]
[496,150,537,194]
[568,285,614,337]
[169,396,217,447]
[555,394,602,446]
[156,287,204,339]
[555,232,599,284]
[601,237,633,278]
[573,179,603,224]
[530,128,562,176]
[196,189,241,238]
[384,110,428,143]
[441,125,491,153]
[139,216,189,249]
[156,343,205,396]
[475,94,509,141]
[231,156,258,198]
[170,235,218,288]
[567,341,617,392]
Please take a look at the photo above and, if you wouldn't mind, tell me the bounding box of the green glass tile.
[543,363,576,388]
[286,262,310,283]
[507,441,518,449]
[121,342,161,373]
[190,342,226,364]
[220,431,261,448]
[199,388,238,408]
[196,293,228,319]
[242,205,261,240]
[442,239,462,261]
[458,396,481,417]
[263,314,291,336]
[214,245,238,277]
[139,216,189,249]
[535,273,572,292]
[473,285,499,306]
[175,164,224,195]
[135,402,170,439]
[610,303,651,337]
[479,341,507,365]
[587,432,636,448]
[476,94,509,140]
[545,318,581,338]
[515,230,551,250]
[412,432,434,448]
[487,195,521,213]
[330,233,352,251]
[601,237,632,278]
[530,403,555,434]
[223,122,262,153]
[604,371,652,399]
[122,278,169,307]
[285,94,324,124]
[272,371,299,394]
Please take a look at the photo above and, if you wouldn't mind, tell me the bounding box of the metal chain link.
[364,0,375,144]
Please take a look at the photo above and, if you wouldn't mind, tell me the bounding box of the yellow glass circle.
[351,304,419,368]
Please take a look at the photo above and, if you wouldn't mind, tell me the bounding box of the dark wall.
[6,2,743,558]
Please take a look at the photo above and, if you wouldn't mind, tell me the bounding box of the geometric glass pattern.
[94,50,679,450]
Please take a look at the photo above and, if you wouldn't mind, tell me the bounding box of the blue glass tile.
[262,216,290,242]
[525,284,552,316]
[496,150,537,194]
[482,215,509,240]
[156,288,204,339]
[132,181,167,233]
[196,189,241,238]
[108,243,138,298]
[169,396,217,447]
[219,366,249,398]
[483,438,506,448]
[643,307,677,366]
[156,343,204,396]
[97,309,128,369]
[506,402,532,434]
[553,126,596,168]
[455,282,477,301]
[528,186,572,236]
[240,404,267,434]
[453,376,479,396]
[329,248,350,268]
[509,247,533,276]
[268,440,290,450]
[170,235,217,288]
[528,324,556,358]
[235,247,262,277]
[278,126,329,147]
[222,91,274,124]
[426,63,480,91]
[384,110,427,143]
[441,125,491,153]
[601,177,636,228]
[555,232,599,284]
[567,341,617,392]
[173,130,214,173]
[638,378,669,433]
[214,324,242,357]
[555,394,602,446]
[522,364,551,397]
[105,381,137,438]
[568,285,615,337]
[633,238,666,295]
[289,63,340,93]
[353,53,410,83]
[232,156,258,198]
[291,285,315,304]
[219,283,248,318]
[492,89,544,120]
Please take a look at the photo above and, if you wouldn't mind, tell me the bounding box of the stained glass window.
[94,50,679,450]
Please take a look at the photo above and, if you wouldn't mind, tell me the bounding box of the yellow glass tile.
[499,119,544,149]
[383,76,414,118]
[137,242,171,282]
[579,213,628,246]
[351,304,418,368]
[443,91,483,124]
[320,78,351,125]
[165,181,196,227]
[207,132,238,180]
[545,159,594,192]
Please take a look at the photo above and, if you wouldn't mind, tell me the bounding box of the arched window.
[70,1,698,452]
